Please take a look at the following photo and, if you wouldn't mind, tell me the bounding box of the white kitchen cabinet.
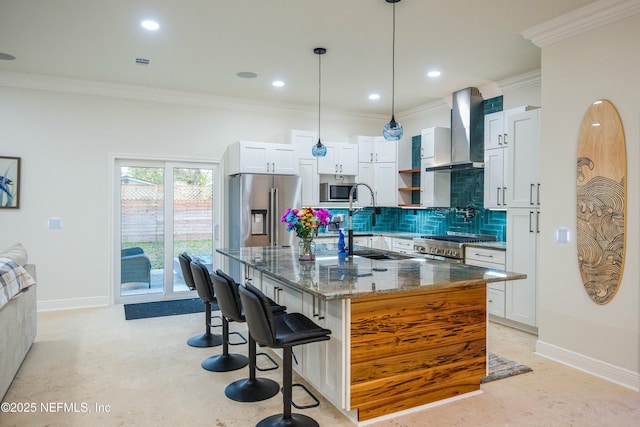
[317,142,358,175]
[483,145,507,208]
[298,158,319,206]
[301,294,346,407]
[392,237,415,254]
[484,106,537,151]
[484,107,540,209]
[420,159,450,207]
[420,127,451,166]
[506,208,539,330]
[505,109,541,208]
[465,247,506,317]
[369,235,392,250]
[226,140,297,175]
[357,162,397,207]
[288,129,318,159]
[354,135,397,164]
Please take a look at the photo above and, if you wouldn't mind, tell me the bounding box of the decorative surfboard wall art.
[576,99,626,305]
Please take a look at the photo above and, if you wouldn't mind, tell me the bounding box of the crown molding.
[0,70,383,122]
[400,69,541,119]
[522,0,640,48]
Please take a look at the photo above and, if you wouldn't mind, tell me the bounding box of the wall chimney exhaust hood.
[426,87,484,172]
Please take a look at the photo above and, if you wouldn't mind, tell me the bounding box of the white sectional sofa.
[0,244,37,400]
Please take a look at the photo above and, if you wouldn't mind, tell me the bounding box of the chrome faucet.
[348,183,376,256]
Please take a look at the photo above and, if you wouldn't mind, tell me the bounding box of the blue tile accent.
[483,96,503,115]
[411,135,421,169]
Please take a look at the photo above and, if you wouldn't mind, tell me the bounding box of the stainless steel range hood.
[426,87,484,172]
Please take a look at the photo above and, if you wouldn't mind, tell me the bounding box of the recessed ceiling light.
[237,72,258,78]
[272,80,285,88]
[0,52,16,61]
[141,20,160,31]
[369,93,380,100]
[427,70,441,78]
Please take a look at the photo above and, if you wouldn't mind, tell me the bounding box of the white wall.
[0,79,382,308]
[536,13,640,388]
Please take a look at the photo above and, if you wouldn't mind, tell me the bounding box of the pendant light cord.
[318,51,322,141]
[391,0,396,118]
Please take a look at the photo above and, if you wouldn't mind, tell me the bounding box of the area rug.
[124,298,217,320]
[481,353,533,383]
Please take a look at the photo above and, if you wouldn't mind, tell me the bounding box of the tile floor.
[1,306,639,426]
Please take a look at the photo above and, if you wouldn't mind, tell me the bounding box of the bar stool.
[239,281,331,427]
[191,261,247,372]
[213,269,284,402]
[179,253,222,348]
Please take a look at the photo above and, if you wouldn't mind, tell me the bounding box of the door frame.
[109,154,224,305]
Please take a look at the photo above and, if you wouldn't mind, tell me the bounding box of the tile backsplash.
[327,206,506,241]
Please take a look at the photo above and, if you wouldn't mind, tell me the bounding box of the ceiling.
[0,0,597,116]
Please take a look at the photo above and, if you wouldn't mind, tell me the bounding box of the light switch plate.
[556,227,570,244]
[48,217,62,230]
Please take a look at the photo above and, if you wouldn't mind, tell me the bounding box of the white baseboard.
[37,296,110,312]
[535,340,640,392]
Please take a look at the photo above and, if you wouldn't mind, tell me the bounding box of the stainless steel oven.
[413,232,498,263]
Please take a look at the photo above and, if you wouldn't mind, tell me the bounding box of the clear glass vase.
[298,237,316,261]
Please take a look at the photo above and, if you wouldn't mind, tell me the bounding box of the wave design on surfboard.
[576,163,625,304]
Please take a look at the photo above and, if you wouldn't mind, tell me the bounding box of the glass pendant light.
[312,47,328,157]
[383,0,403,141]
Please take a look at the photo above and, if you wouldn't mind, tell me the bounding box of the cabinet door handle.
[335,164,338,173]
[498,135,502,145]
[529,211,534,233]
[272,162,275,173]
[503,187,507,206]
[537,211,540,233]
[530,183,535,205]
[474,252,494,259]
[266,162,270,172]
[537,183,541,205]
[503,133,508,145]
[340,164,343,173]
[370,153,373,162]
[496,187,501,205]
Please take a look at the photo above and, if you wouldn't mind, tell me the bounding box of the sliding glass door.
[115,160,218,303]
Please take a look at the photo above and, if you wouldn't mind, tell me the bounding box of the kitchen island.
[218,244,525,424]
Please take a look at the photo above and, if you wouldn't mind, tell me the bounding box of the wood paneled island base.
[350,284,487,421]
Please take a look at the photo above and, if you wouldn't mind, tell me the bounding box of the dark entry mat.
[124,298,217,320]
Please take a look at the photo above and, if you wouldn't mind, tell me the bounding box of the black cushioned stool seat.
[179,253,222,348]
[213,270,285,402]
[239,282,331,427]
[191,261,247,372]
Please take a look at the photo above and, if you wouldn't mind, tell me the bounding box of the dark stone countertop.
[217,244,525,301]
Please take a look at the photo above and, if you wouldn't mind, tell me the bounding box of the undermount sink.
[353,250,413,261]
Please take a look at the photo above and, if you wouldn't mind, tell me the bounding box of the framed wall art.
[0,156,20,209]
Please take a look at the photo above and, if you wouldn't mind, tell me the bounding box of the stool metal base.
[225,377,280,402]
[187,333,222,348]
[201,353,248,372]
[256,413,319,427]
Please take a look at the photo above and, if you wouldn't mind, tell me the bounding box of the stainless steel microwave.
[320,183,357,202]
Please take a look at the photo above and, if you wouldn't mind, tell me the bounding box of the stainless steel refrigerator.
[227,174,302,281]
